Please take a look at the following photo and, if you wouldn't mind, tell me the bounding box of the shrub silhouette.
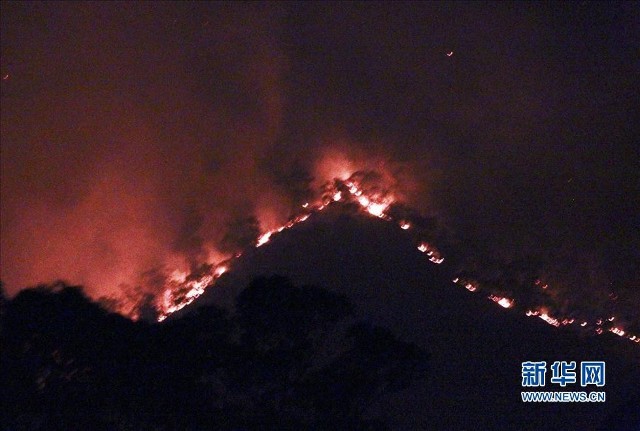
[2,277,428,430]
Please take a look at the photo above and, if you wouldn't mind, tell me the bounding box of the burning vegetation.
[72,162,635,346]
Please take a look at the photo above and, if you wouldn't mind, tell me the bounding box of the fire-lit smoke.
[156,168,407,320]
[1,3,294,303]
[0,3,416,316]
[2,3,638,328]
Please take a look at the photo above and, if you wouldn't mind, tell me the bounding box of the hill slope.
[188,207,640,430]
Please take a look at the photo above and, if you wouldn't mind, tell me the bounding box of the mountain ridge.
[178,207,640,430]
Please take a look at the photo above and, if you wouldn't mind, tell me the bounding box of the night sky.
[1,2,638,312]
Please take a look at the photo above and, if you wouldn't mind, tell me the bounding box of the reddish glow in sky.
[1,3,638,314]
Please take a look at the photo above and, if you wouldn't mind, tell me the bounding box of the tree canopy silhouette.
[1,277,429,430]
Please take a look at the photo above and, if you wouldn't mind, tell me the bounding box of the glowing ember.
[498,298,513,308]
[214,265,227,277]
[146,168,640,348]
[489,295,514,309]
[610,327,625,337]
[153,170,407,322]
[256,231,272,247]
[366,202,387,217]
[357,195,370,207]
[539,313,561,327]
[158,273,214,321]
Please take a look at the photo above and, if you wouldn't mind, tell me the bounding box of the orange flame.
[610,327,625,337]
[256,232,272,247]
[146,165,640,347]
[489,294,514,309]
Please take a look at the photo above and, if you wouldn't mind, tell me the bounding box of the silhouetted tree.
[2,277,429,430]
[227,275,428,429]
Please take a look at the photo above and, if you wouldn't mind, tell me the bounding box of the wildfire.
[539,313,561,328]
[256,231,272,247]
[136,167,640,347]
[526,309,561,327]
[169,269,188,284]
[489,294,514,309]
[214,265,228,277]
[158,272,214,322]
[344,180,393,219]
[366,202,388,217]
[416,242,444,264]
[610,327,625,337]
[452,278,477,292]
[150,171,400,321]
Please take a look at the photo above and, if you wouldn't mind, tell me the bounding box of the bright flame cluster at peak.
[153,171,406,321]
[344,180,394,219]
[146,168,640,347]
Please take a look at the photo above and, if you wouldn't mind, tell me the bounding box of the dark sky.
[1,2,638,306]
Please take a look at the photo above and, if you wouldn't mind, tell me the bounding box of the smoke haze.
[1,3,638,309]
